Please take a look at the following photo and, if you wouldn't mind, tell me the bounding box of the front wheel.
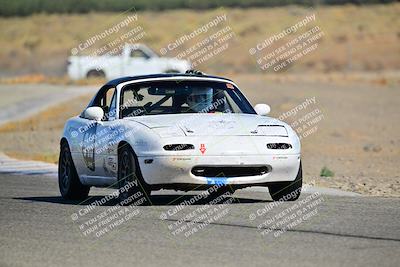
[268,161,302,201]
[118,146,151,206]
[58,142,90,200]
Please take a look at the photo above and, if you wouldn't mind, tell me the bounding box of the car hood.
[125,114,288,136]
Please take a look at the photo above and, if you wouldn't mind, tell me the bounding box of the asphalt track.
[0,84,97,125]
[0,173,399,267]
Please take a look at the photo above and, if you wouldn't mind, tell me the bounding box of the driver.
[186,88,213,112]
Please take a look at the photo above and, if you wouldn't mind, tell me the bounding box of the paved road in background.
[0,84,97,125]
[0,173,399,267]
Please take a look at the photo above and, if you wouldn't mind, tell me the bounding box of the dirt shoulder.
[0,92,93,163]
[238,74,400,197]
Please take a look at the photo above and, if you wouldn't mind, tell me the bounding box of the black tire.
[118,145,151,206]
[86,69,105,78]
[58,141,90,200]
[269,161,302,201]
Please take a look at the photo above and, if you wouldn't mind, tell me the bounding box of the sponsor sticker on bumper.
[206,177,228,185]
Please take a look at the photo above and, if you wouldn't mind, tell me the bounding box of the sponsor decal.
[199,144,206,154]
[81,125,97,171]
[226,83,234,89]
[172,157,192,161]
[206,177,228,185]
[273,156,288,160]
[107,156,117,172]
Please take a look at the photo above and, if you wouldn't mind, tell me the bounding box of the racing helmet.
[186,88,213,112]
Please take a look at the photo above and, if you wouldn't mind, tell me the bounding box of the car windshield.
[119,80,255,118]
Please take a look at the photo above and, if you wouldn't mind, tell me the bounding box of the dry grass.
[0,94,93,163]
[1,71,399,87]
[0,4,399,76]
[0,74,105,85]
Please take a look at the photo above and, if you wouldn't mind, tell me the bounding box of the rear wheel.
[268,161,302,201]
[86,69,105,78]
[118,145,151,206]
[58,142,90,200]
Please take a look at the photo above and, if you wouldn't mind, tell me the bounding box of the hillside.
[0,3,399,77]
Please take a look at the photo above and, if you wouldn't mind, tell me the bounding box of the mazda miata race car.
[59,71,302,204]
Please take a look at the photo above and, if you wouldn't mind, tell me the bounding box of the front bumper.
[138,154,301,186]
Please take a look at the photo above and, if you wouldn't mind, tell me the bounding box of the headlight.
[284,124,301,152]
[152,127,185,138]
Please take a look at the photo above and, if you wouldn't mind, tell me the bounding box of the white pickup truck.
[67,44,191,80]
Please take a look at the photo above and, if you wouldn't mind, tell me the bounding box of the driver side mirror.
[83,106,104,121]
[254,104,271,116]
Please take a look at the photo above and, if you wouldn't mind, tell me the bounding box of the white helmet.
[187,88,213,112]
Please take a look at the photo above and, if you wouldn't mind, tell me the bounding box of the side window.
[105,88,115,107]
[222,90,241,113]
[98,87,116,120]
[130,49,149,59]
[108,90,117,120]
[82,86,117,120]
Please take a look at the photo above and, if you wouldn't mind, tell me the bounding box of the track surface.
[0,84,97,125]
[0,173,399,267]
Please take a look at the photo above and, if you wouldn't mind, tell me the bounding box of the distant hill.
[0,0,396,17]
[0,3,399,76]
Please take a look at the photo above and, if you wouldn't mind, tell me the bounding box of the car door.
[77,86,118,186]
[69,115,97,179]
[93,87,119,182]
[124,48,155,76]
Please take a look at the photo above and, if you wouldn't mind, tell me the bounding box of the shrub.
[320,166,334,177]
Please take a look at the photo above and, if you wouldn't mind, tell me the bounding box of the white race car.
[59,71,302,203]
